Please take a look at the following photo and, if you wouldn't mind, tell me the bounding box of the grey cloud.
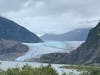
[22,0,100,19]
[0,0,28,13]
[1,0,100,35]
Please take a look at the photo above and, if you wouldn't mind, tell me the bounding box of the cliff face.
[66,22,100,64]
[0,17,42,43]
[40,22,100,64]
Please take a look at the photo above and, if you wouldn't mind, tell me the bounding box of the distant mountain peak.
[41,28,91,41]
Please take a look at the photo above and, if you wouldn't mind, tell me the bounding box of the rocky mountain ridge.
[0,16,42,43]
[0,39,29,61]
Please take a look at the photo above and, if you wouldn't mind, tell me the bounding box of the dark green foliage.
[61,65,100,75]
[80,68,100,75]
[60,65,97,71]
[61,72,66,75]
[0,64,58,75]
[85,22,100,47]
[0,64,100,75]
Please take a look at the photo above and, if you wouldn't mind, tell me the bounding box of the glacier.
[15,41,84,61]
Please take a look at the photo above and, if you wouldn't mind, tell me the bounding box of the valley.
[0,0,99,75]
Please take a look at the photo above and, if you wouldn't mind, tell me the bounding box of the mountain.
[0,39,29,61]
[66,22,100,64]
[0,16,42,43]
[40,22,100,64]
[41,28,91,41]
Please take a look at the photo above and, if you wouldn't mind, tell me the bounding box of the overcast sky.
[0,0,100,35]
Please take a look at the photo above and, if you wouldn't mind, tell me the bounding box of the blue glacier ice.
[15,41,84,61]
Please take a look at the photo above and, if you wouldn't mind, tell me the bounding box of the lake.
[0,61,81,75]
